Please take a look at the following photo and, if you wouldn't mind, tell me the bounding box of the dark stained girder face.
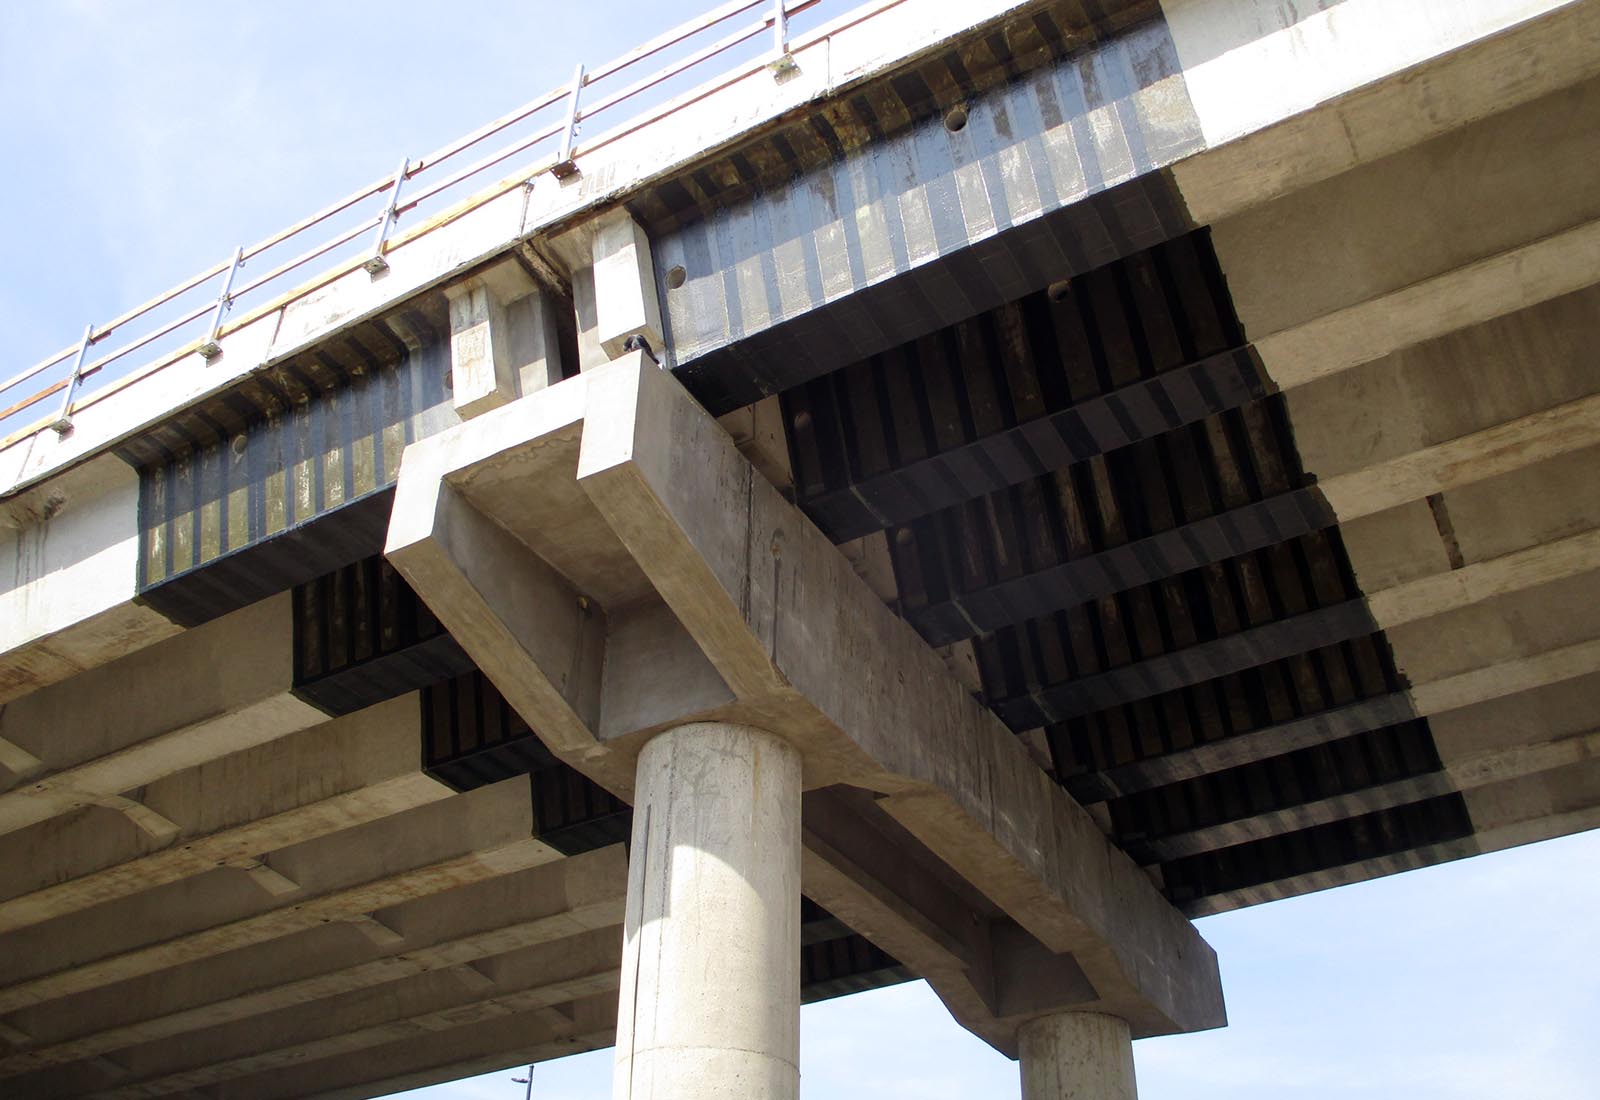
[780,228,1473,918]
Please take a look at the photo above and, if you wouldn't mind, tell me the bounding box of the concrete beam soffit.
[1256,217,1600,396]
[0,595,324,838]
[0,696,451,936]
[71,944,623,1100]
[0,846,627,1080]
[0,781,560,1015]
[0,734,45,791]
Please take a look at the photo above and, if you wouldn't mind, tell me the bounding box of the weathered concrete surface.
[1019,1012,1138,1100]
[1214,73,1600,395]
[1165,0,1578,154]
[0,594,323,837]
[52,928,622,1099]
[387,353,1225,1044]
[4,2,1600,1095]
[0,847,626,1081]
[0,778,559,1015]
[12,0,1594,504]
[0,0,1073,499]
[0,695,450,934]
[612,723,801,1100]
[1210,77,1600,900]
[1167,1,1600,223]
[1151,4,1600,917]
[0,455,178,704]
[578,359,1220,1037]
[591,210,666,361]
[444,257,553,418]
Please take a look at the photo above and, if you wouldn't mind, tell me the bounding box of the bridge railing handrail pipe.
[2,0,856,447]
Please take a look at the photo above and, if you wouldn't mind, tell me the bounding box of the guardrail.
[1,0,858,449]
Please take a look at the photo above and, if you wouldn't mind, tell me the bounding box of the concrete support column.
[612,721,801,1100]
[1019,1012,1137,1100]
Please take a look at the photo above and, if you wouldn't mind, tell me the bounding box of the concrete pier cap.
[384,345,1225,1056]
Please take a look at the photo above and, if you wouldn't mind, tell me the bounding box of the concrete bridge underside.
[2,1,1598,1096]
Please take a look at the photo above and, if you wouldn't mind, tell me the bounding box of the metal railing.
[1,0,872,449]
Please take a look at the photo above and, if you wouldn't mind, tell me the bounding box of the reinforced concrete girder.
[1364,529,1600,636]
[800,785,1115,1041]
[1283,280,1600,586]
[0,847,627,1081]
[1065,534,1600,805]
[6,0,1596,517]
[1147,727,1600,863]
[0,695,451,935]
[50,928,623,1099]
[1164,0,1600,223]
[386,354,1224,1043]
[0,778,562,1016]
[0,455,180,707]
[1247,214,1600,399]
[1210,58,1600,371]
[219,992,617,1100]
[650,0,1597,411]
[0,594,323,837]
[1186,755,1600,916]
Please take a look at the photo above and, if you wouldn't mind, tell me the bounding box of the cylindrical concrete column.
[1019,1012,1138,1100]
[612,721,802,1100]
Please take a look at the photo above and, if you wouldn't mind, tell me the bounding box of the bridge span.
[2,0,1598,1096]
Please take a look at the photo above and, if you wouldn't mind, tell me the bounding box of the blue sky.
[2,4,1596,1098]
[420,832,1600,1100]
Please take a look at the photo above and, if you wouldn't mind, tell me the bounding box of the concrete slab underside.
[0,2,1597,1097]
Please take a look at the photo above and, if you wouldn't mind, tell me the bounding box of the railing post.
[551,62,587,180]
[770,0,797,74]
[363,157,411,275]
[50,324,96,435]
[18,0,856,449]
[199,246,245,361]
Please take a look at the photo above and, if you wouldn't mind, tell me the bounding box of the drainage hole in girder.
[944,106,968,133]
[1048,279,1072,303]
[665,265,687,290]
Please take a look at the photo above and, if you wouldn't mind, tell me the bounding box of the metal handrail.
[580,7,803,123]
[396,120,566,216]
[1,0,844,444]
